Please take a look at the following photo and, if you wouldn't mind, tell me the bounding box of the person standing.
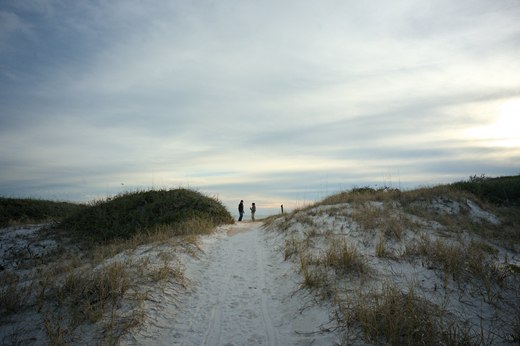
[238,200,244,221]
[250,202,256,221]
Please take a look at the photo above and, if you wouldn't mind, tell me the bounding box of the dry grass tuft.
[350,202,412,241]
[347,283,443,345]
[149,258,185,284]
[406,237,501,287]
[338,282,488,345]
[283,236,300,260]
[0,271,26,315]
[322,240,368,276]
[375,236,390,258]
[59,261,131,324]
[299,252,328,292]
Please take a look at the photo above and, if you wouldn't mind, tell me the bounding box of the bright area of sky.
[1,1,519,216]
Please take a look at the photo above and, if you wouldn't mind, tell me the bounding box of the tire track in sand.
[201,222,278,345]
[255,228,279,346]
[202,235,235,346]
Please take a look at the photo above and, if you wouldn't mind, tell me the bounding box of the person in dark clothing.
[238,200,244,221]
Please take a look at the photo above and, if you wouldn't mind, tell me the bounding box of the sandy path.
[123,222,338,345]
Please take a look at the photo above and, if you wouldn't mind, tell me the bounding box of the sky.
[1,0,519,215]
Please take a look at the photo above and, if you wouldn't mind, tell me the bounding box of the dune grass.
[59,188,234,243]
[313,175,520,245]
[0,197,86,227]
[1,187,234,345]
[341,283,443,345]
[451,174,520,206]
[317,174,520,208]
[266,175,520,345]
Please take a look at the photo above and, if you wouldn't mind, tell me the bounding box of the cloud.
[0,0,519,210]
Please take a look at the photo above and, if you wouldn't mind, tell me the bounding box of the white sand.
[122,221,339,345]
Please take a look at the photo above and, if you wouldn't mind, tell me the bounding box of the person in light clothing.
[250,203,256,221]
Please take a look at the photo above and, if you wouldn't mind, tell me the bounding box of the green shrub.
[0,197,87,227]
[59,188,233,242]
[452,174,520,205]
[317,174,520,208]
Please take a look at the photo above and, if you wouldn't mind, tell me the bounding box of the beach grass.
[59,188,234,243]
[266,174,520,345]
[0,187,233,345]
[0,197,86,227]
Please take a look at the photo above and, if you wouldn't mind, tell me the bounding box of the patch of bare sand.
[226,221,262,236]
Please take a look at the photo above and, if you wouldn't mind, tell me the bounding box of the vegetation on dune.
[310,175,520,245]
[265,174,520,345]
[318,174,520,207]
[0,197,87,227]
[451,174,520,205]
[1,187,232,345]
[59,188,234,242]
[2,176,518,344]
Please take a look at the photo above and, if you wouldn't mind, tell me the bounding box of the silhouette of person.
[238,200,244,221]
[250,203,256,221]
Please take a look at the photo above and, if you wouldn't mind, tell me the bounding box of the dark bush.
[451,174,520,206]
[0,197,87,227]
[59,188,233,242]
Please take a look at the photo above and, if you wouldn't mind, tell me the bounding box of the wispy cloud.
[1,0,519,211]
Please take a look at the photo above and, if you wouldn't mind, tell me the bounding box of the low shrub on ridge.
[451,174,520,206]
[59,188,234,242]
[0,197,87,227]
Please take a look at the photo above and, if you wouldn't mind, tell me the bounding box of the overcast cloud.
[1,0,519,214]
